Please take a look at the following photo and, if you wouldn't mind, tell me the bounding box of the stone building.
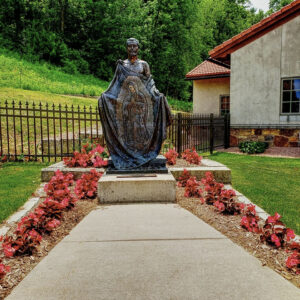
[186,0,300,147]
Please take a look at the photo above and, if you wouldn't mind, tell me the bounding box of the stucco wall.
[230,16,300,126]
[193,78,230,114]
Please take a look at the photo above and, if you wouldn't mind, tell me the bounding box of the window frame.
[219,94,230,116]
[280,77,300,115]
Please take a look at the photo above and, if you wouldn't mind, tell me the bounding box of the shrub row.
[179,170,299,274]
[164,148,202,166]
[63,142,108,168]
[0,168,103,280]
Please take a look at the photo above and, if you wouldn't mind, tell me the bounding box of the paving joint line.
[62,237,228,243]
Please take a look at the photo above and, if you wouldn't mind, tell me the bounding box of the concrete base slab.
[41,159,231,183]
[41,161,105,182]
[6,204,300,300]
[98,173,176,203]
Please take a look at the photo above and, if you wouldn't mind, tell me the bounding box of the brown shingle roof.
[185,60,230,80]
[209,0,300,59]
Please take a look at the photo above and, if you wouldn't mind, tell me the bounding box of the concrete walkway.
[6,204,300,300]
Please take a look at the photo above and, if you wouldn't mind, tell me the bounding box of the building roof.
[209,0,300,59]
[185,59,230,80]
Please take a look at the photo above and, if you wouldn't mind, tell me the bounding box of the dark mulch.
[177,187,300,288]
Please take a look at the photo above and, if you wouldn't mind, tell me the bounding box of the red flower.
[286,252,299,269]
[164,148,178,165]
[271,234,281,248]
[286,228,295,242]
[0,263,10,279]
[3,245,15,257]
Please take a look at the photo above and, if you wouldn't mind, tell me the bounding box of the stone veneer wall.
[230,128,300,147]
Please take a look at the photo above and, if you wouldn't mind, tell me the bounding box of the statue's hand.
[116,59,124,66]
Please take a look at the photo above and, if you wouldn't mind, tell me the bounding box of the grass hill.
[0,48,192,112]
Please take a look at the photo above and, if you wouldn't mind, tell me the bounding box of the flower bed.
[63,142,108,168]
[176,170,300,287]
[0,169,102,298]
[164,148,202,166]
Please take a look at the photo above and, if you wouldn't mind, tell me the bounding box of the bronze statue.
[98,38,172,171]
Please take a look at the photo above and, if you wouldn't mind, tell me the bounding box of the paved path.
[6,204,300,300]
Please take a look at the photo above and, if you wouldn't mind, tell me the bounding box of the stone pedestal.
[98,172,176,203]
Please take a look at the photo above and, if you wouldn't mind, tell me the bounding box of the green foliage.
[167,97,192,112]
[239,141,268,154]
[0,0,266,100]
[268,0,293,13]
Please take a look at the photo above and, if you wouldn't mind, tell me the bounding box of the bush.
[164,148,178,165]
[181,148,202,165]
[75,169,103,199]
[239,141,268,154]
[63,143,108,168]
[260,213,295,248]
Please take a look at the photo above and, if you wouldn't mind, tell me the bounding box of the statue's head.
[126,38,139,58]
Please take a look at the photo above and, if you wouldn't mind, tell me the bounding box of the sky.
[250,0,270,12]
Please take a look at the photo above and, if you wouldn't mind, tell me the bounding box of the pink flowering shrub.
[63,143,108,168]
[260,213,295,248]
[214,189,244,215]
[181,148,202,165]
[0,256,10,280]
[2,229,42,257]
[44,170,77,210]
[164,148,178,165]
[201,172,223,205]
[44,170,73,197]
[1,172,77,258]
[240,204,260,233]
[286,242,300,274]
[177,169,191,187]
[184,176,202,198]
[75,169,103,199]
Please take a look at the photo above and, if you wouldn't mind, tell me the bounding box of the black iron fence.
[0,100,230,162]
[163,113,230,155]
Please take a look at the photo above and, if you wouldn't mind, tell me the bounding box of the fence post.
[209,113,214,154]
[224,113,229,149]
[177,113,182,156]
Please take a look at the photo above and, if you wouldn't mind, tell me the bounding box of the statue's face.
[128,84,136,94]
[127,42,139,58]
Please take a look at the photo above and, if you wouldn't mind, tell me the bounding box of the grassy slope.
[208,152,300,234]
[0,48,192,112]
[0,162,49,223]
[0,48,108,97]
[0,87,99,108]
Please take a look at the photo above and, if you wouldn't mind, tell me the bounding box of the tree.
[269,0,293,12]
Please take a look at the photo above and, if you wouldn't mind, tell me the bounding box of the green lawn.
[207,152,300,234]
[0,162,49,223]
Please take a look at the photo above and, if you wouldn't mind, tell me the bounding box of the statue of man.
[98,38,172,171]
